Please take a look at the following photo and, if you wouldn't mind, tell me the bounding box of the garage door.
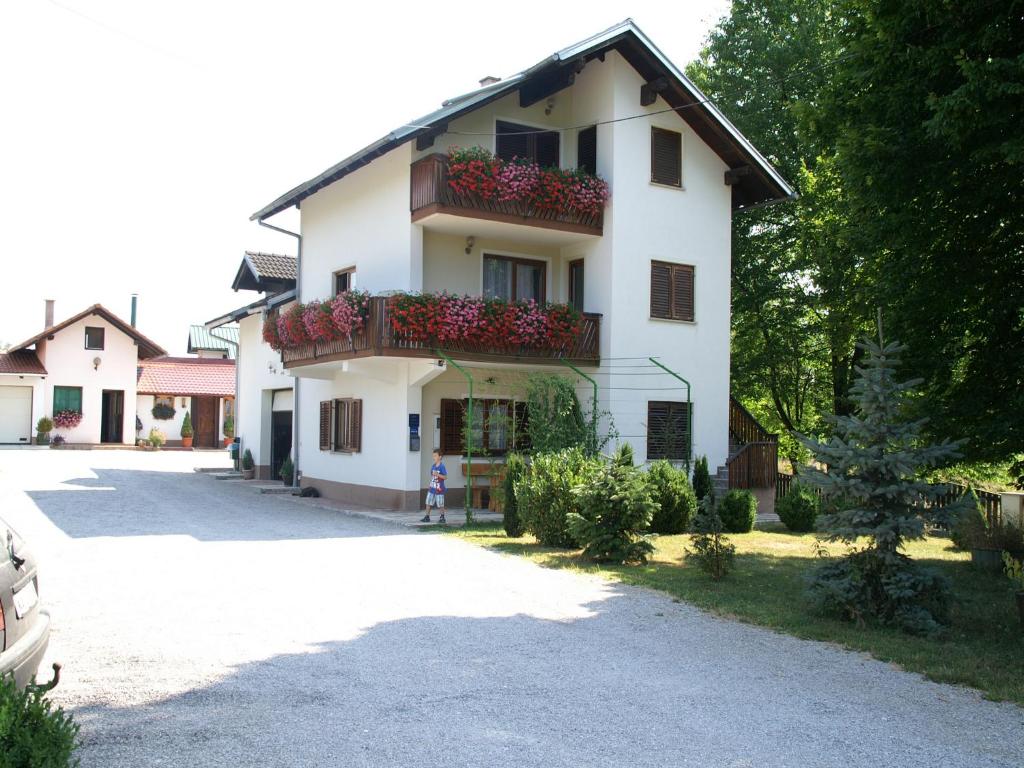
[0,386,32,443]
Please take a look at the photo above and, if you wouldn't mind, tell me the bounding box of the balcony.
[410,153,605,241]
[280,296,601,369]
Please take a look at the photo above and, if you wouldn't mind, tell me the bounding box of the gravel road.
[1,449,1022,767]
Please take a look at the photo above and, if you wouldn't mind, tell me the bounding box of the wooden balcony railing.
[281,296,601,368]
[410,153,604,236]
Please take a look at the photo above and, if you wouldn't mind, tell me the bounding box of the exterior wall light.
[93,356,101,370]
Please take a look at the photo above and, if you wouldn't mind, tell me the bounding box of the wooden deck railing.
[281,296,601,368]
[410,153,605,235]
[727,397,779,490]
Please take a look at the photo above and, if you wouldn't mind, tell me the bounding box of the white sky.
[0,0,729,354]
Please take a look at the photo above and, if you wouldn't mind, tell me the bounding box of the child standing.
[421,450,448,524]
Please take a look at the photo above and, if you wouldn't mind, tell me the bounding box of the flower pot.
[970,548,1005,572]
[223,437,232,448]
[35,434,50,445]
[181,436,193,448]
[241,468,255,480]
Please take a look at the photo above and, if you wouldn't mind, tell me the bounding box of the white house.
[136,357,236,448]
[207,252,297,479]
[0,301,166,445]
[244,20,792,509]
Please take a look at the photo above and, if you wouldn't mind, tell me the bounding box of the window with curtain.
[496,120,560,167]
[482,254,545,303]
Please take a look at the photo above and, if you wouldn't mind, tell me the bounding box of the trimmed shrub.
[501,452,527,538]
[719,489,757,533]
[36,417,54,434]
[0,674,79,767]
[687,494,736,580]
[777,482,819,532]
[692,455,712,501]
[180,411,194,438]
[569,458,656,564]
[645,461,698,534]
[241,449,254,471]
[279,456,294,485]
[516,447,600,547]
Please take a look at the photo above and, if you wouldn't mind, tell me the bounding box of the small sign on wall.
[409,413,420,452]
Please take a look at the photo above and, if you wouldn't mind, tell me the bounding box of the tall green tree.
[688,0,870,460]
[825,0,1024,462]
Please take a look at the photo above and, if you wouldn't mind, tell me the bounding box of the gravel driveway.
[2,449,1021,767]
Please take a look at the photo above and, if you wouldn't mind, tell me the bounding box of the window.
[651,127,682,187]
[334,267,355,296]
[496,120,560,167]
[483,254,546,303]
[576,125,597,175]
[439,398,527,456]
[223,397,234,421]
[53,386,83,414]
[319,398,362,452]
[568,259,585,312]
[154,395,175,410]
[647,401,691,461]
[650,261,695,322]
[84,326,105,350]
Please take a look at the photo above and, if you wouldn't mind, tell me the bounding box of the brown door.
[192,396,218,448]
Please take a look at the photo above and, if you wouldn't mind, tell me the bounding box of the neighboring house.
[207,252,297,479]
[136,357,236,447]
[0,301,166,445]
[187,325,238,359]
[245,20,792,509]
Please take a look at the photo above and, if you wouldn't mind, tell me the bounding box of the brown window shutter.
[650,262,671,319]
[577,126,597,175]
[647,401,691,461]
[672,264,695,321]
[439,398,464,455]
[319,401,331,451]
[647,401,668,459]
[350,399,362,452]
[651,127,682,186]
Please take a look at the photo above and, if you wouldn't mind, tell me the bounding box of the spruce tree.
[692,456,712,501]
[799,320,963,634]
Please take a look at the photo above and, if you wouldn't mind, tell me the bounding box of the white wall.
[236,311,293,468]
[136,394,189,443]
[35,314,141,444]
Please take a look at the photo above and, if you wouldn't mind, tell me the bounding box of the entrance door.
[192,396,219,448]
[271,411,292,481]
[100,390,124,443]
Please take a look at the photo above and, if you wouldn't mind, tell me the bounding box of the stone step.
[211,471,242,481]
[256,485,294,495]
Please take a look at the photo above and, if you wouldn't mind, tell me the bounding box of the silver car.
[0,515,51,688]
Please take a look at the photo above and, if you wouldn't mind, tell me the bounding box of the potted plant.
[222,415,234,448]
[36,416,53,445]
[279,455,294,486]
[241,449,255,480]
[148,427,166,450]
[180,410,194,449]
[1003,552,1024,625]
[50,435,66,449]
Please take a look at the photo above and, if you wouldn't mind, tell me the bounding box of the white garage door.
[0,386,33,443]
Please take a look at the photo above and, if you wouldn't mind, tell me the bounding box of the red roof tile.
[136,357,235,397]
[0,350,46,375]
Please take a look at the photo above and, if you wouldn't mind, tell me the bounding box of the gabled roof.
[231,251,297,293]
[251,19,794,221]
[187,324,238,357]
[137,357,236,397]
[12,304,166,359]
[0,350,46,375]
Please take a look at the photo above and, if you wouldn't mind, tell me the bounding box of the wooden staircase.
[724,396,779,494]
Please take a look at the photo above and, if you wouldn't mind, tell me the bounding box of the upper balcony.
[275,295,600,370]
[410,152,606,244]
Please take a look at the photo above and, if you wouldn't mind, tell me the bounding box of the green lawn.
[441,523,1024,705]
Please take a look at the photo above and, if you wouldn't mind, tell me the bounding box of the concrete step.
[211,471,242,481]
[256,484,294,495]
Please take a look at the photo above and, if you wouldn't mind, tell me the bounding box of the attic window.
[496,121,560,168]
[85,326,105,350]
[651,127,682,187]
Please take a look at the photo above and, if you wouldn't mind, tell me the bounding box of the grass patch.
[445,523,1024,705]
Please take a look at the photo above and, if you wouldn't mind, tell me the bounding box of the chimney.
[44,299,54,329]
[131,294,138,327]
[479,75,501,87]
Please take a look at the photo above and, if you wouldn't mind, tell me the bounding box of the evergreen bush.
[568,446,656,563]
[501,452,527,538]
[516,447,599,547]
[692,456,712,501]
[948,489,986,549]
[687,494,736,580]
[776,483,819,532]
[799,324,963,635]
[180,411,193,438]
[36,417,54,434]
[279,456,294,485]
[645,461,697,534]
[0,675,79,768]
[719,489,757,533]
[241,449,254,471]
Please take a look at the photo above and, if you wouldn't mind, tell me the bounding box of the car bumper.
[0,608,51,688]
